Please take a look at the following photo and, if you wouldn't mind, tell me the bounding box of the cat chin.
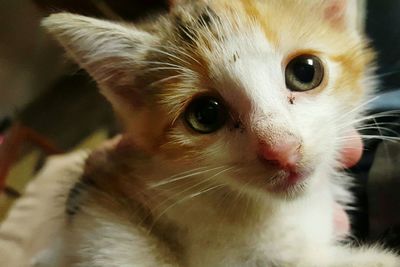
[270,166,312,186]
[224,162,316,201]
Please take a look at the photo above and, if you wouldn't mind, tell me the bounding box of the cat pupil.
[293,58,315,83]
[285,55,324,92]
[185,96,227,134]
[195,101,219,125]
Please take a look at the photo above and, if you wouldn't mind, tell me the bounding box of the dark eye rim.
[183,94,228,134]
[284,53,326,92]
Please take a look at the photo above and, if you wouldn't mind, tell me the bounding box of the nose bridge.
[250,104,296,144]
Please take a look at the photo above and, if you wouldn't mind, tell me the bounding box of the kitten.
[39,0,400,266]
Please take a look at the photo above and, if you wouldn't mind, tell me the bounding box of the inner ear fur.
[42,13,166,150]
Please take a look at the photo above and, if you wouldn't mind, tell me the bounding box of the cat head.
[42,0,374,198]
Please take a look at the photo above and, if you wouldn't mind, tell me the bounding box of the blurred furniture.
[0,118,62,196]
[0,150,87,267]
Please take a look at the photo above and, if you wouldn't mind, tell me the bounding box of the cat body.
[39,0,400,266]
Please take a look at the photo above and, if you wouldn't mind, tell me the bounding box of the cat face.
[43,0,374,198]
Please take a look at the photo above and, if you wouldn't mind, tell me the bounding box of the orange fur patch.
[331,45,375,98]
[239,0,279,47]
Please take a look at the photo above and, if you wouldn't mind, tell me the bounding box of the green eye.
[285,55,324,92]
[185,96,227,134]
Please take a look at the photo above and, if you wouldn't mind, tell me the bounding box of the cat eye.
[184,96,227,134]
[285,55,324,92]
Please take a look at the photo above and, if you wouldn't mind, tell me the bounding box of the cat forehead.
[168,0,359,56]
[159,0,368,116]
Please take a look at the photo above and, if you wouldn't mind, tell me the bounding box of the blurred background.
[0,0,399,250]
[0,0,169,220]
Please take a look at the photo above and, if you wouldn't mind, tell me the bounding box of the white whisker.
[335,110,400,135]
[339,135,400,143]
[334,96,380,123]
[149,165,227,188]
[151,166,236,224]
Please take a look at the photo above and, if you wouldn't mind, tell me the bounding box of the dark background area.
[33,0,168,21]
[367,1,400,91]
[351,0,400,249]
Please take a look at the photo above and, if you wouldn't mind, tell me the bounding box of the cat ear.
[42,13,163,150]
[168,0,180,7]
[322,0,365,31]
[42,13,157,108]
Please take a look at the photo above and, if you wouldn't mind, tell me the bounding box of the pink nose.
[258,137,302,169]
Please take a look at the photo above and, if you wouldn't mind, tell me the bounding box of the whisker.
[151,166,236,224]
[355,126,400,136]
[334,96,380,123]
[187,184,226,199]
[356,122,400,128]
[339,135,400,143]
[374,68,400,78]
[149,165,227,188]
[336,110,400,131]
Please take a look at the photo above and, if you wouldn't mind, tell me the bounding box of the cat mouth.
[233,161,313,196]
[267,167,312,194]
[257,154,311,192]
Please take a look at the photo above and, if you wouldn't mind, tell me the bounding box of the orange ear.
[323,0,364,31]
[324,0,347,25]
[168,0,178,8]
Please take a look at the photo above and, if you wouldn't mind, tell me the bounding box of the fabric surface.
[0,150,87,267]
